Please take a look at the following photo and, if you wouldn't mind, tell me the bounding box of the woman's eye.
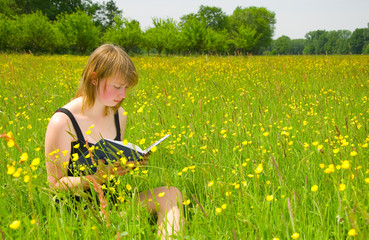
[114,86,121,89]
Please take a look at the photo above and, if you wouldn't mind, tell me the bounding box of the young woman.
[45,44,183,239]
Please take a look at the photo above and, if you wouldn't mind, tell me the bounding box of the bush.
[17,11,57,53]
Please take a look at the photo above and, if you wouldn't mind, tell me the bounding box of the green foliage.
[198,5,228,31]
[103,15,142,54]
[56,11,100,54]
[205,29,230,54]
[274,36,291,55]
[17,11,57,53]
[229,6,276,54]
[181,16,207,54]
[230,25,259,53]
[349,28,369,54]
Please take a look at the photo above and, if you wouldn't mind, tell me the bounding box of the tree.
[104,15,142,53]
[349,27,369,54]
[205,28,230,54]
[229,6,276,54]
[56,10,100,54]
[290,39,306,55]
[231,25,259,54]
[17,11,57,53]
[180,14,207,54]
[86,0,121,32]
[304,30,328,54]
[273,35,291,55]
[144,18,180,55]
[197,5,228,30]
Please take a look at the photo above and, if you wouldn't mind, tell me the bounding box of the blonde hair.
[75,44,138,115]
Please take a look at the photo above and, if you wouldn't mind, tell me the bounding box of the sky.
[106,0,369,39]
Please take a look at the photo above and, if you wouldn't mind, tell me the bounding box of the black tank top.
[55,108,121,176]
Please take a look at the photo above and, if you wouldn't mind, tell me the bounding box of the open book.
[69,134,170,175]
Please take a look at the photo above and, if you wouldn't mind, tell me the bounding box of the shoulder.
[46,98,82,139]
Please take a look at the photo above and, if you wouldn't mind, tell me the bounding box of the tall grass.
[1,54,369,239]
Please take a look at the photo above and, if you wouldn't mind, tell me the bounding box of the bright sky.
[108,0,369,39]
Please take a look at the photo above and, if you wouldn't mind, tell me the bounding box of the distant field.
[1,54,369,239]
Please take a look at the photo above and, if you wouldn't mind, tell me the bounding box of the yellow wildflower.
[348,229,357,236]
[255,164,263,174]
[311,185,318,192]
[266,195,273,201]
[291,232,300,239]
[9,220,21,229]
[158,192,165,197]
[338,184,346,191]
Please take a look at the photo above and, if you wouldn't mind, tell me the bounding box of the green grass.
[1,54,369,239]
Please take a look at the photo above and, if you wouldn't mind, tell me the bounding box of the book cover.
[69,134,170,175]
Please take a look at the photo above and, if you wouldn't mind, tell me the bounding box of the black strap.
[114,111,121,140]
[55,108,85,143]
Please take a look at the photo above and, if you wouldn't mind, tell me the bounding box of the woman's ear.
[91,72,97,85]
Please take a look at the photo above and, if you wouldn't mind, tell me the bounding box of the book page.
[143,134,170,154]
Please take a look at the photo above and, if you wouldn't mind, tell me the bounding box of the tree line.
[0,0,368,55]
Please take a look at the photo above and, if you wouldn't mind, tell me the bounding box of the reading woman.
[45,44,183,239]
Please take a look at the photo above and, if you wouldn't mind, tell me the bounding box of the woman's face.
[97,74,127,107]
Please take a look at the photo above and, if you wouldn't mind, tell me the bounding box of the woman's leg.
[138,186,184,239]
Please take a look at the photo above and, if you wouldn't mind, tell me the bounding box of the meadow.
[1,53,369,239]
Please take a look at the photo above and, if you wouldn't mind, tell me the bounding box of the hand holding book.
[69,134,170,175]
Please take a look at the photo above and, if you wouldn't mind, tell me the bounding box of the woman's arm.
[45,112,99,192]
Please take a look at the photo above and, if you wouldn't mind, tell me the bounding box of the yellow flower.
[350,151,357,157]
[242,141,247,145]
[151,146,157,153]
[158,192,165,197]
[139,138,145,145]
[72,153,79,161]
[12,168,22,178]
[208,181,214,187]
[273,238,280,240]
[20,153,29,163]
[123,111,128,116]
[311,185,318,192]
[333,148,340,154]
[338,183,346,191]
[312,141,319,146]
[9,220,21,229]
[215,207,222,215]
[221,204,227,209]
[30,219,37,225]
[85,129,91,135]
[73,143,80,149]
[7,139,15,148]
[183,199,191,205]
[234,183,240,189]
[365,178,369,184]
[291,232,300,239]
[255,164,263,174]
[266,195,273,201]
[31,158,40,166]
[348,229,357,236]
[7,165,16,175]
[24,175,30,183]
[263,132,269,137]
[126,184,132,191]
[341,160,350,169]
